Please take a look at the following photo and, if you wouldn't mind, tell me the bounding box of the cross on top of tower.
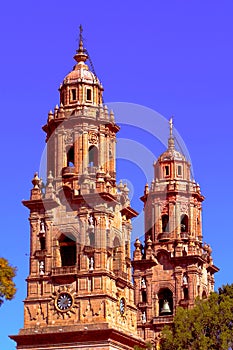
[169,116,173,137]
[78,24,84,51]
[168,116,175,150]
[74,24,88,63]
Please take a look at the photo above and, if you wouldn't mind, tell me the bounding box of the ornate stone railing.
[62,166,76,176]
[113,269,127,280]
[158,232,170,241]
[51,266,77,276]
[180,232,189,239]
[152,315,173,324]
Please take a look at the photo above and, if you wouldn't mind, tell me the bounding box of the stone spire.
[73,24,88,63]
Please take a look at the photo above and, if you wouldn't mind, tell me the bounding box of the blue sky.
[1,1,233,348]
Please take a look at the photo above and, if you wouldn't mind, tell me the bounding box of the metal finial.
[74,25,88,63]
[168,116,175,149]
[78,24,84,51]
[79,24,83,35]
[79,25,83,43]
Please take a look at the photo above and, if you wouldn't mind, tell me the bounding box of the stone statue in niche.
[183,274,188,285]
[142,310,146,323]
[89,257,94,271]
[40,220,45,233]
[39,261,45,275]
[141,277,146,288]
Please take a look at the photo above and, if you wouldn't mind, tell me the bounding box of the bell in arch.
[160,299,171,315]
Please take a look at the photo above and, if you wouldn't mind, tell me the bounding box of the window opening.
[59,234,76,266]
[183,287,189,300]
[180,214,189,232]
[71,89,77,101]
[165,165,170,176]
[142,290,147,303]
[86,88,92,101]
[67,146,74,167]
[162,214,169,233]
[40,237,46,250]
[158,288,173,316]
[88,145,98,167]
[177,165,182,176]
[89,232,95,247]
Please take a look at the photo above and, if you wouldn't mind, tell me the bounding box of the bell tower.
[10,27,145,350]
[132,118,219,345]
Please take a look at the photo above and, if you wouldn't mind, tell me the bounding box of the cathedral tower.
[10,27,145,350]
[132,118,219,344]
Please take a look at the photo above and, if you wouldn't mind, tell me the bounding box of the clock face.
[56,292,73,311]
[119,297,125,315]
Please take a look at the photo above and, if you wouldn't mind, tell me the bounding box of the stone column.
[174,266,182,306]
[110,137,116,175]
[99,132,105,169]
[67,86,70,105]
[187,265,198,307]
[198,206,203,239]
[189,203,194,237]
[105,134,110,172]
[154,292,159,317]
[157,203,162,233]
[74,128,80,173]
[45,219,53,273]
[30,219,39,275]
[56,128,64,179]
[82,131,88,172]
[169,202,175,235]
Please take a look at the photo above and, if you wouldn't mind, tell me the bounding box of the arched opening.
[67,146,74,167]
[59,234,76,267]
[183,287,189,300]
[89,232,95,247]
[158,288,173,316]
[142,290,147,303]
[181,214,189,232]
[39,236,46,250]
[162,215,169,233]
[88,145,98,167]
[202,290,207,299]
[113,237,121,271]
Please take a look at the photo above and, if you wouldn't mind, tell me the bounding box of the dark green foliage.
[0,258,16,306]
[134,341,152,350]
[160,284,233,350]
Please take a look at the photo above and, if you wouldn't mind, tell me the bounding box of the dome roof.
[64,62,99,85]
[158,147,185,162]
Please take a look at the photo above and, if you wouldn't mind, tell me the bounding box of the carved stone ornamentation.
[159,200,168,214]
[180,203,189,214]
[26,303,46,322]
[88,132,98,144]
[65,130,74,145]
